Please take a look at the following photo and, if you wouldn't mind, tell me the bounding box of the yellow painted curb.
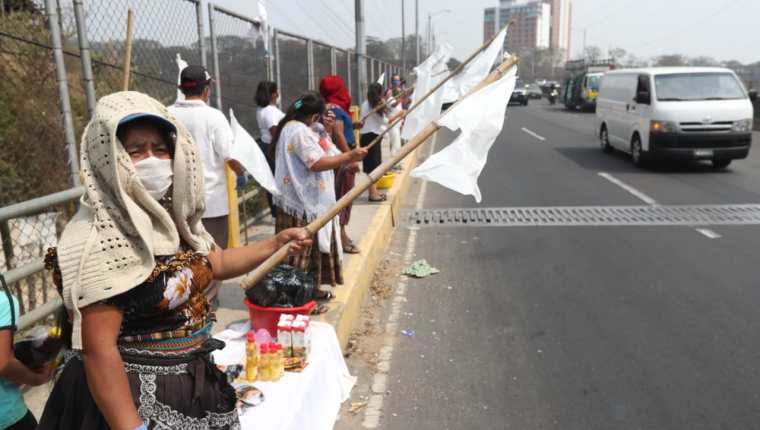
[319,148,420,349]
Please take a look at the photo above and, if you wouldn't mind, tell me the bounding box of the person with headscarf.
[271,92,367,296]
[38,91,310,430]
[319,75,361,254]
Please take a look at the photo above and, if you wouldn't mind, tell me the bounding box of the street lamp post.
[427,9,451,55]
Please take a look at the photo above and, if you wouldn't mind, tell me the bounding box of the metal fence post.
[369,58,375,83]
[306,39,315,90]
[208,3,223,110]
[330,46,337,76]
[45,0,80,187]
[266,28,274,81]
[273,28,281,102]
[72,0,96,117]
[196,0,207,69]
[346,50,352,100]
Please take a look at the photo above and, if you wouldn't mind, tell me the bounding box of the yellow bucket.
[377,173,396,190]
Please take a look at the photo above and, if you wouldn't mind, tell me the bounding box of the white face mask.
[134,156,173,201]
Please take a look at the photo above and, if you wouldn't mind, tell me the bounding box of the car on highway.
[509,80,529,106]
[526,84,543,100]
[596,67,757,168]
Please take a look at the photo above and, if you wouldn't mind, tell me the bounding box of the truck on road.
[563,60,615,112]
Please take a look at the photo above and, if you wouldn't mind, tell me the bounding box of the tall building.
[484,0,571,60]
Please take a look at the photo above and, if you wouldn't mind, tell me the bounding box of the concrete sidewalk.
[23,141,419,417]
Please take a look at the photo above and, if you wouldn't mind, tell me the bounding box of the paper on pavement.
[229,109,280,196]
[400,44,452,140]
[411,66,518,202]
[442,27,508,103]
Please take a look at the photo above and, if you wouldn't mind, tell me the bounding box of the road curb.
[320,148,419,349]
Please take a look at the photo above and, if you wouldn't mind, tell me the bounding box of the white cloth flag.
[175,53,188,103]
[442,27,507,103]
[400,44,452,140]
[376,72,386,86]
[411,66,517,202]
[246,1,269,52]
[229,109,280,196]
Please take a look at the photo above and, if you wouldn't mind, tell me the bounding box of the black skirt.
[361,132,382,174]
[38,339,240,430]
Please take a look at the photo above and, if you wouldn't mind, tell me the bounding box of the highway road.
[345,99,760,429]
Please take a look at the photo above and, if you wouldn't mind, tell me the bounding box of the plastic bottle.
[245,331,258,382]
[258,344,270,381]
[273,344,284,380]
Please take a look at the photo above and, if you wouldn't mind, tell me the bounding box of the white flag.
[401,43,452,140]
[229,109,280,196]
[175,53,188,103]
[377,72,386,86]
[411,66,517,202]
[246,1,269,52]
[442,27,507,103]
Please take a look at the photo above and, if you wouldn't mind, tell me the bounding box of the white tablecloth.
[212,321,356,430]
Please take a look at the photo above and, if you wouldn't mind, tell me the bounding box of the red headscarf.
[319,75,351,113]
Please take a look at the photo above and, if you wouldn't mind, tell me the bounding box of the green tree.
[655,54,688,67]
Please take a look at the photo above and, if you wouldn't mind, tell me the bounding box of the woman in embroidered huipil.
[270,93,367,294]
[38,92,311,430]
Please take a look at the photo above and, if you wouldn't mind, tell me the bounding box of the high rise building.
[484,0,571,60]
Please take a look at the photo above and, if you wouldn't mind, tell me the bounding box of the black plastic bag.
[245,264,315,308]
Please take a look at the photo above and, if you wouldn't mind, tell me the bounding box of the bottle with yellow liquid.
[258,344,270,381]
[244,331,258,382]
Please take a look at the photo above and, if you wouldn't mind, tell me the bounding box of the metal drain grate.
[408,205,760,227]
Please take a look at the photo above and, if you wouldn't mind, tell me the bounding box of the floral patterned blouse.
[47,249,215,347]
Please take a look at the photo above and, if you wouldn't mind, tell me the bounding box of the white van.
[596,67,756,168]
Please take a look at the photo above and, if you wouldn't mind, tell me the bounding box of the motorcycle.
[548,89,559,105]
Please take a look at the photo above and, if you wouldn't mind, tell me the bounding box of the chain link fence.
[1,0,408,327]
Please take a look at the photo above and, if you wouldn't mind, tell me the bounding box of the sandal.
[310,303,330,315]
[343,241,361,254]
[368,194,387,202]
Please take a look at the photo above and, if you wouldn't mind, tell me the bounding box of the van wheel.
[712,159,731,169]
[631,135,647,168]
[600,126,612,153]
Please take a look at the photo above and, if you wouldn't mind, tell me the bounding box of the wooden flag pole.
[362,21,512,151]
[122,7,135,91]
[359,85,415,122]
[240,55,520,290]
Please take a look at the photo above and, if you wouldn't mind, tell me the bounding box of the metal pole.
[196,0,207,69]
[427,13,431,54]
[330,46,337,76]
[355,0,367,102]
[274,28,281,101]
[45,0,80,187]
[266,28,274,81]
[72,0,96,117]
[415,0,420,64]
[346,50,352,100]
[401,0,406,72]
[306,39,315,90]
[208,3,223,110]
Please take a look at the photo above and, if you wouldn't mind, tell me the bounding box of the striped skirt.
[275,211,343,287]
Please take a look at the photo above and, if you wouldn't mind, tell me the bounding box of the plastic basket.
[243,299,316,336]
[377,173,396,190]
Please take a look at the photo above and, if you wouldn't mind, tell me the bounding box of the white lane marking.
[695,228,722,239]
[599,172,722,239]
[598,172,658,206]
[362,129,435,428]
[521,127,546,141]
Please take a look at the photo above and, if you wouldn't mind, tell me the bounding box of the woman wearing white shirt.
[255,81,285,214]
[360,83,390,202]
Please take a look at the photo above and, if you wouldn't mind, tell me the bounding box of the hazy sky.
[214,0,760,64]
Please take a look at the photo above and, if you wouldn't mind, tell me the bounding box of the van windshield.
[587,74,601,91]
[654,73,746,101]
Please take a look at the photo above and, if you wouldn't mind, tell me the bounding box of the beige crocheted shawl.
[57,91,214,349]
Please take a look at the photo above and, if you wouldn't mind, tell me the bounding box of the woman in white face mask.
[39,92,310,430]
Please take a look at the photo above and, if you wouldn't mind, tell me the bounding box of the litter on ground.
[402,259,440,278]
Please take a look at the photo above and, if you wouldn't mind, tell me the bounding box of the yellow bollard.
[225,163,241,248]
